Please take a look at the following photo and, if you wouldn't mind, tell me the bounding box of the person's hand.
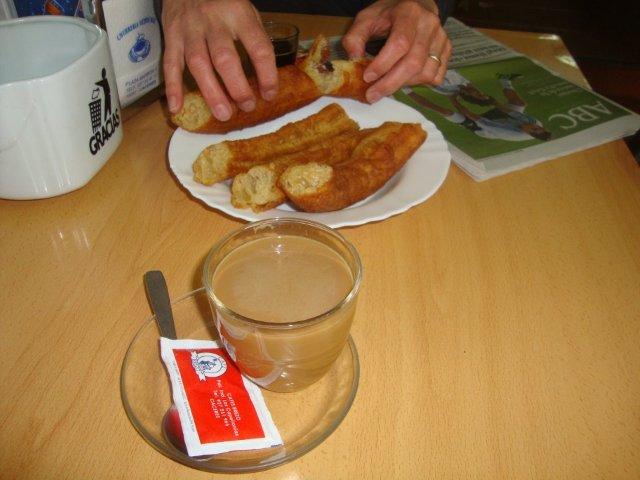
[161,0,278,120]
[342,0,452,103]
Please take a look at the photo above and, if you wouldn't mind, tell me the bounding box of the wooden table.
[2,13,639,480]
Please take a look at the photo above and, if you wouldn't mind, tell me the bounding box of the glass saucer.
[120,287,359,473]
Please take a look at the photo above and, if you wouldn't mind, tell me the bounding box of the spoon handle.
[143,271,178,340]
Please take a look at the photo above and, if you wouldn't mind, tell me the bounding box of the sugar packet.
[160,337,282,457]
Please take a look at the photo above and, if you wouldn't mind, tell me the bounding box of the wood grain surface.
[1,14,639,480]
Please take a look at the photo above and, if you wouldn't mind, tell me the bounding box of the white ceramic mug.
[0,16,123,200]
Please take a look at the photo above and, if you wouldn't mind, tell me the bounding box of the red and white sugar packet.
[160,337,282,457]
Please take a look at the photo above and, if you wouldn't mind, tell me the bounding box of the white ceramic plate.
[168,96,450,228]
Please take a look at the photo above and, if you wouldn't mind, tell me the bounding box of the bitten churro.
[298,34,371,102]
[171,35,372,135]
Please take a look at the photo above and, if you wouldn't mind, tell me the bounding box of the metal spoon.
[143,271,185,453]
[143,271,211,459]
[143,270,177,339]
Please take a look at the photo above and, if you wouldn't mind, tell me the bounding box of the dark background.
[451,0,640,114]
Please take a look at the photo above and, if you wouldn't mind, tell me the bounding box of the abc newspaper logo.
[88,68,120,155]
[191,351,227,381]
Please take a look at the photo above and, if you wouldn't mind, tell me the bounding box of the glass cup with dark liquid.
[203,218,362,393]
[263,21,299,67]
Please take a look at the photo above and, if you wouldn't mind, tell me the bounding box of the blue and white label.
[128,33,151,62]
[191,351,228,380]
[103,0,161,106]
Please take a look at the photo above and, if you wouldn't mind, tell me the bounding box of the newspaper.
[445,17,517,68]
[301,21,640,181]
[392,18,640,180]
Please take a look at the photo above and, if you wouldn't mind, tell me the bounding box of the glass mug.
[203,218,362,392]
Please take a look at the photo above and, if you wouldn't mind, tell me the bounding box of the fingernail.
[363,71,378,83]
[213,104,231,121]
[263,89,277,101]
[239,99,256,112]
[366,90,381,103]
[167,95,178,113]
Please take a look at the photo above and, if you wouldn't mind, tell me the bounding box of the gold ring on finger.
[428,53,442,65]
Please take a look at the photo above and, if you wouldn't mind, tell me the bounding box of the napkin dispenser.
[100,0,162,107]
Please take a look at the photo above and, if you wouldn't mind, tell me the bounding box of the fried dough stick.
[172,37,371,135]
[171,65,321,134]
[298,34,371,102]
[192,103,359,185]
[231,128,372,212]
[278,122,427,212]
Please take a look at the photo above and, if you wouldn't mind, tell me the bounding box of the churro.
[298,34,371,102]
[171,65,321,134]
[278,122,427,212]
[192,103,359,185]
[231,129,372,212]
